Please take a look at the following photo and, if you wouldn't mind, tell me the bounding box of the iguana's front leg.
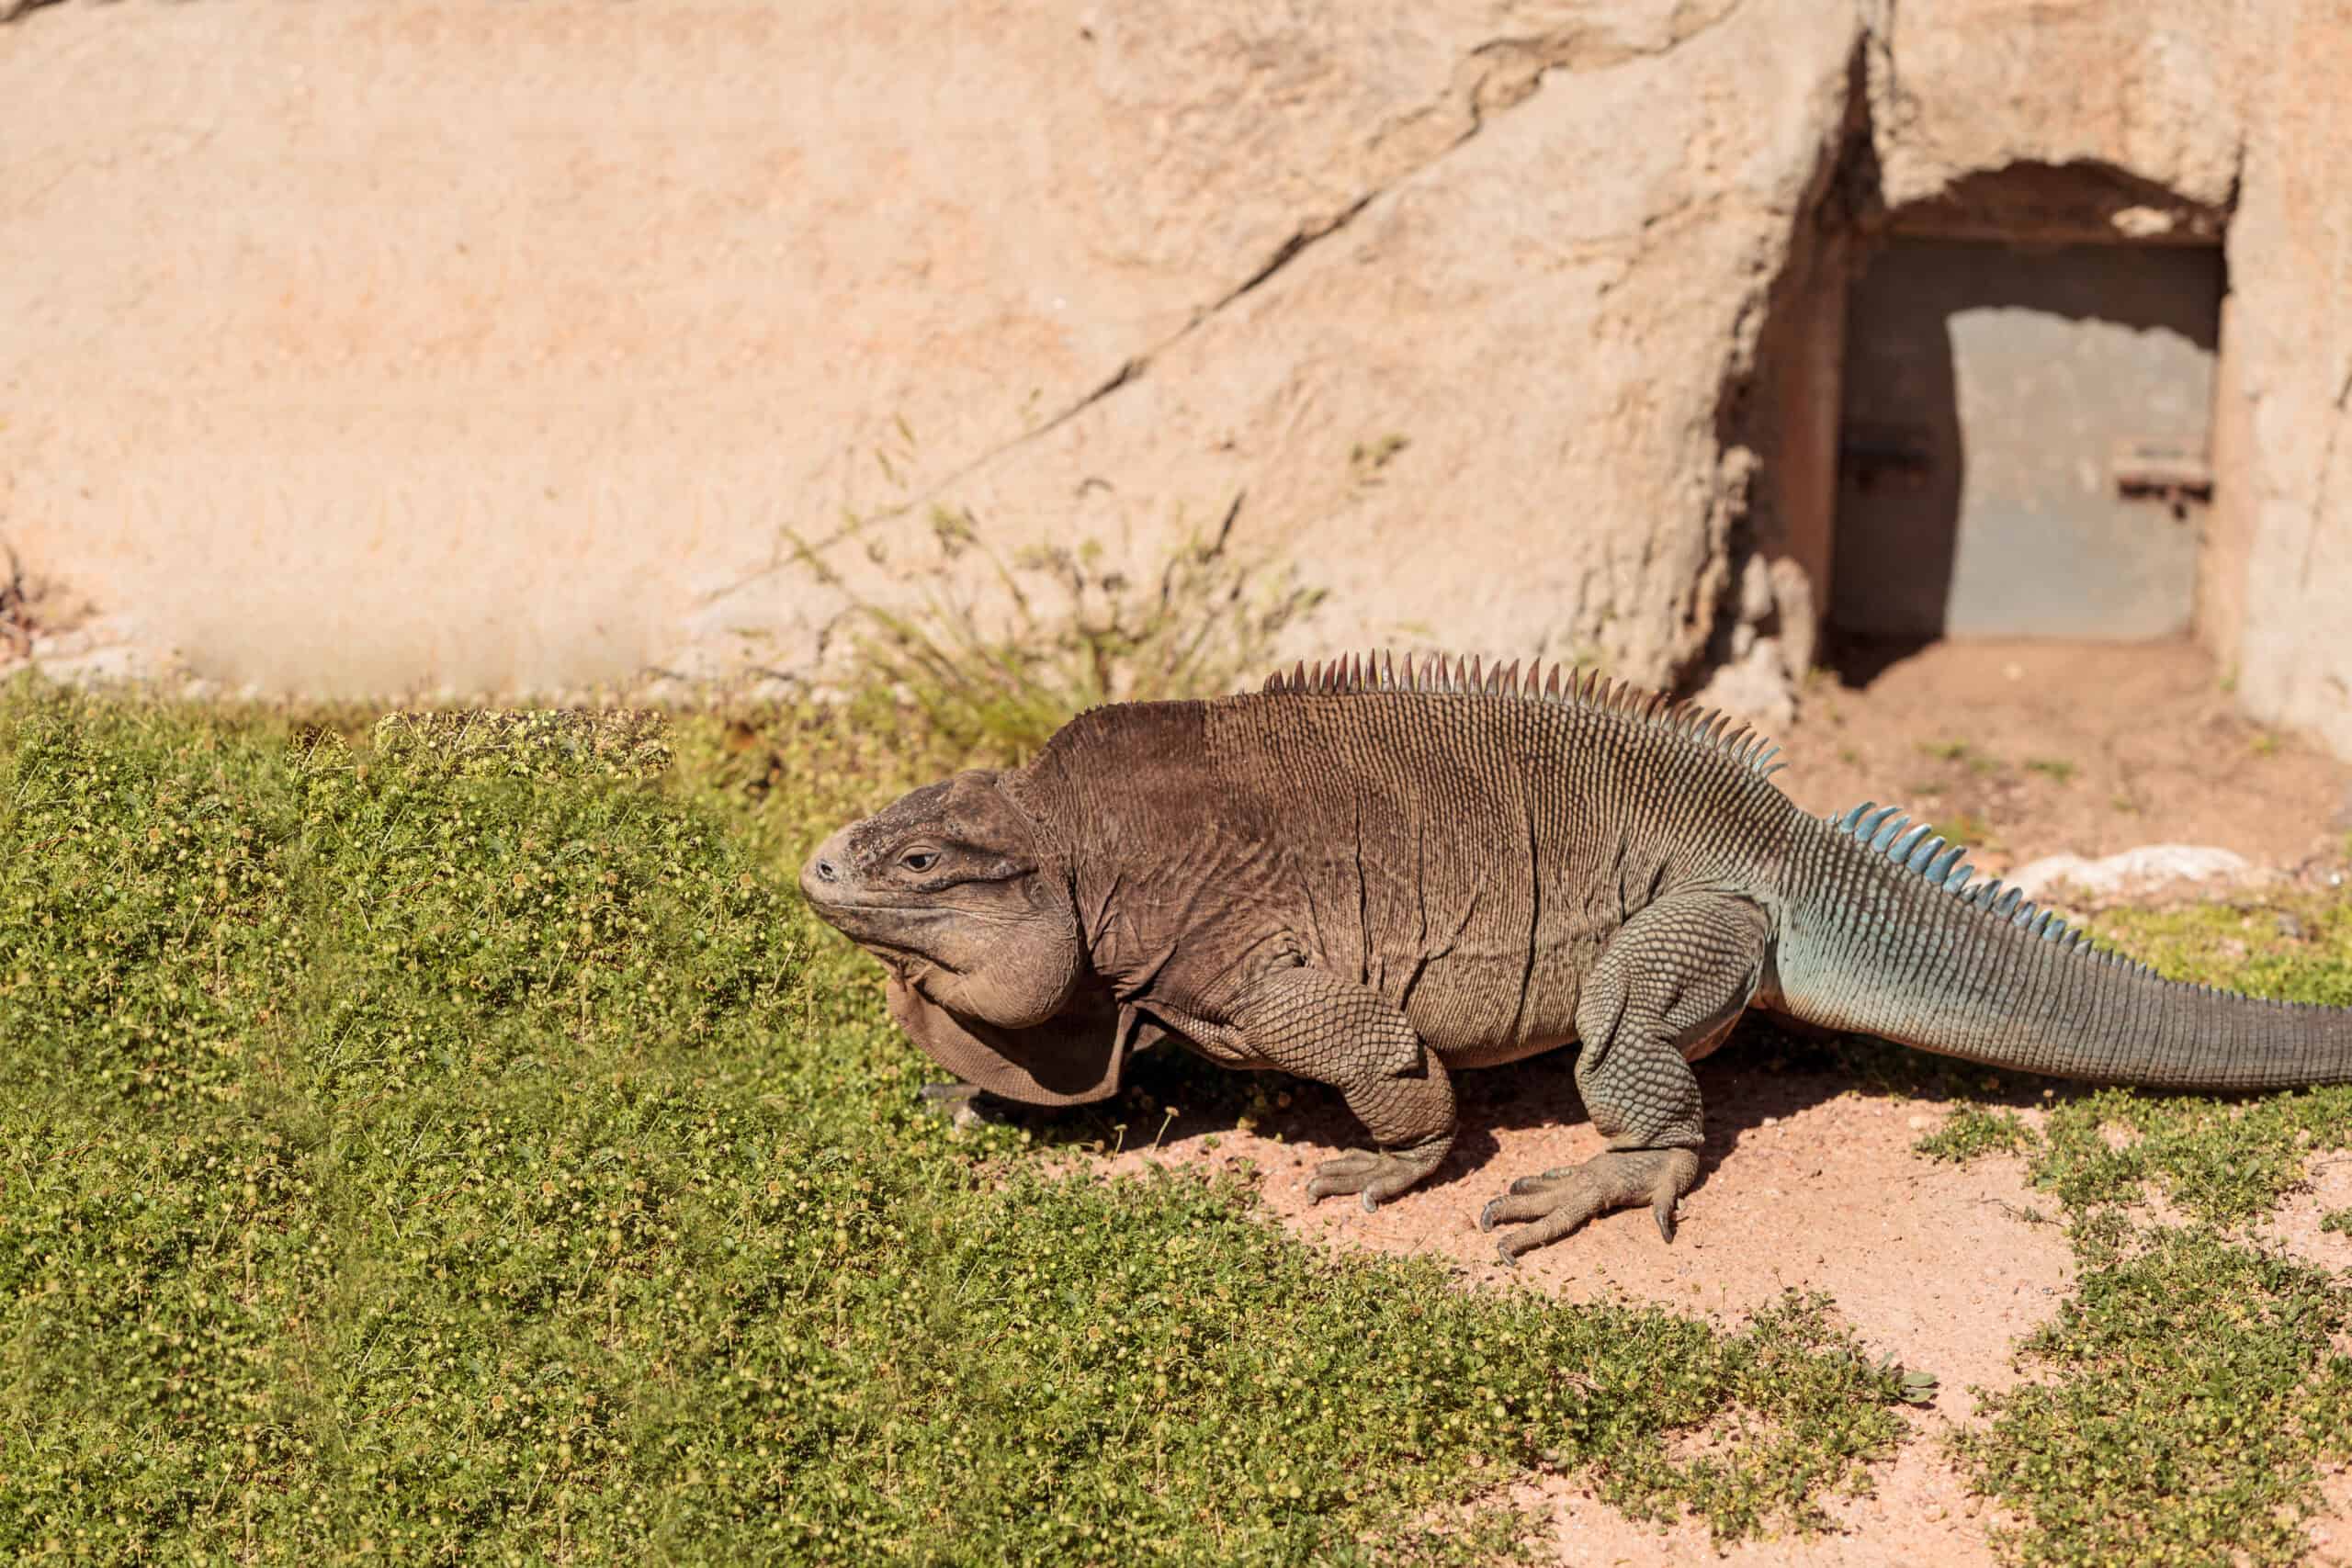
[1480,891,1770,1263]
[1233,965,1457,1212]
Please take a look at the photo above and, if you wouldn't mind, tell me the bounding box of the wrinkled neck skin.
[1010,703,1298,1054]
[903,919,1082,1032]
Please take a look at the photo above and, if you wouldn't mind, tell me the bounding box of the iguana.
[798,651,2352,1261]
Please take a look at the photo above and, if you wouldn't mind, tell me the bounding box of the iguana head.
[799,769,1134,1105]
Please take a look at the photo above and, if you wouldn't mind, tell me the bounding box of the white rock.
[1692,638,1796,730]
[2005,845,2258,900]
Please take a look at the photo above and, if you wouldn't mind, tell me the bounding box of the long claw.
[1306,1139,1450,1207]
[1476,1148,1700,1262]
[1305,1151,1382,1201]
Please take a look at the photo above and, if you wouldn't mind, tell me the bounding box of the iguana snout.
[800,769,1134,1106]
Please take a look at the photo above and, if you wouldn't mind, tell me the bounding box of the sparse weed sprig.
[789,496,1325,764]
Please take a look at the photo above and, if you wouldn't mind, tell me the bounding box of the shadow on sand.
[955,1013,2084,1205]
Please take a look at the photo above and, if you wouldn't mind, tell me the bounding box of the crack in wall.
[1213,194,1375,310]
[1462,0,1747,124]
[2298,361,2352,581]
[702,0,1753,612]
[697,193,1385,610]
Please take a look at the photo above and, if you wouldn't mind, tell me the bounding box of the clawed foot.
[1305,1135,1452,1213]
[1477,1147,1701,1265]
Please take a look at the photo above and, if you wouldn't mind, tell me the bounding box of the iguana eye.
[899,850,938,873]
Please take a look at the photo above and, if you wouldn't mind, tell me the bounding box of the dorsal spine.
[1257,649,1787,782]
[1815,797,2210,987]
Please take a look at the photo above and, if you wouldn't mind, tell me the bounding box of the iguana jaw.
[801,773,1118,1103]
[790,891,959,963]
[881,975,1135,1107]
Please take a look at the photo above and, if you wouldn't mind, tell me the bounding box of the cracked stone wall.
[2,0,2347,747]
[2211,0,2352,757]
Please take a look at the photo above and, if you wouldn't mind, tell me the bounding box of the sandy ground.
[1787,637,2351,875]
[1489,1431,2010,1567]
[1092,1049,2054,1567]
[1068,639,2352,1563]
[1101,1053,2069,1417]
[2265,1156,2352,1275]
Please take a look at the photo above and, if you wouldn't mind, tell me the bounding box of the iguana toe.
[1304,1138,1449,1207]
[1476,1147,1700,1261]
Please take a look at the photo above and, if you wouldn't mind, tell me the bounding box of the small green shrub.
[787,500,1324,764]
[1913,1104,2036,1163]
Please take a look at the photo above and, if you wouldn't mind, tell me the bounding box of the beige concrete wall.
[2,0,2348,754]
[0,0,1857,701]
[1864,0,2256,218]
[2219,0,2352,754]
[2200,294,2258,667]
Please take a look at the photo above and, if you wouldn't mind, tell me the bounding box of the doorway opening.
[1758,159,2238,687]
[1828,237,2222,676]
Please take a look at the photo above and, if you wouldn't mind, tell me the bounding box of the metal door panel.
[1833,240,2220,640]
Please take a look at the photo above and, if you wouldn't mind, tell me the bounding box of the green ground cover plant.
[0,683,1918,1565]
[12,672,2352,1566]
[1912,897,2352,1565]
[1953,1224,2352,1566]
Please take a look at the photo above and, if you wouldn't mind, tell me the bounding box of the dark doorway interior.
[1829,239,2222,672]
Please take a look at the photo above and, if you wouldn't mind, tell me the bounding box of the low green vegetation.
[1954,1224,2352,1566]
[1,683,1917,1564]
[13,665,2352,1566]
[1912,895,2352,1565]
[1912,1102,2036,1163]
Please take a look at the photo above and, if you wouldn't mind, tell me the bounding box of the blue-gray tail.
[1770,804,2352,1090]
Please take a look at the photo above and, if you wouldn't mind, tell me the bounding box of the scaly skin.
[800,651,2352,1262]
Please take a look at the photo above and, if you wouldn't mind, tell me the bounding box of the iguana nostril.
[815,860,837,883]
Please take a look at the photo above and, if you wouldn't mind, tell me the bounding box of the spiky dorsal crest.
[1813,798,2275,993]
[1256,649,1788,782]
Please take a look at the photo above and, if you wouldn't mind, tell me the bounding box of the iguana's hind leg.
[1232,966,1457,1212]
[1480,892,1770,1263]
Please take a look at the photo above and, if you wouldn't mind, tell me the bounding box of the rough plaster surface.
[0,0,1847,698]
[1863,0,2256,216]
[2,0,2348,751]
[2222,0,2352,758]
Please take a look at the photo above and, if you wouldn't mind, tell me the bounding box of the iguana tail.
[1768,805,2352,1090]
